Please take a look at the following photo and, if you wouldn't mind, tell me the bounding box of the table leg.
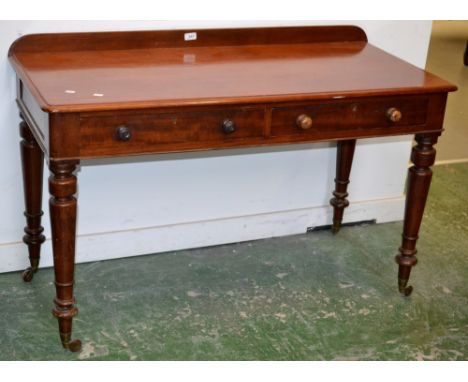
[395,133,439,296]
[49,160,82,352]
[330,139,356,233]
[19,114,45,282]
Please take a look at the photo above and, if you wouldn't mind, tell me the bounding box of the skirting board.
[0,196,405,274]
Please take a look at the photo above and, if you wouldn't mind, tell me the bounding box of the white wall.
[0,21,433,273]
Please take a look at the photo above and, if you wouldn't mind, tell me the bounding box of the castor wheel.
[331,221,341,234]
[61,335,82,353]
[22,267,36,282]
[64,339,82,353]
[398,278,413,296]
[400,285,413,297]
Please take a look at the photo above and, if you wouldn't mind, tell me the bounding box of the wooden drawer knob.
[116,126,132,141]
[222,119,236,134]
[386,108,402,123]
[296,114,313,130]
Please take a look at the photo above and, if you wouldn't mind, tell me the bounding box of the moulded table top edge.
[9,26,457,114]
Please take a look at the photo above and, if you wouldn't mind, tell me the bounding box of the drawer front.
[80,107,265,156]
[271,96,429,137]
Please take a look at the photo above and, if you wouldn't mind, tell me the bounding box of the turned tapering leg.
[395,133,439,296]
[49,160,82,352]
[19,114,45,282]
[330,139,356,233]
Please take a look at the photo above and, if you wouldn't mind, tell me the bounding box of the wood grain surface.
[9,26,456,113]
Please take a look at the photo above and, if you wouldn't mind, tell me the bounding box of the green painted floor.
[1,163,468,361]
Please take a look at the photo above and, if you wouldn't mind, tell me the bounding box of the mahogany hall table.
[8,26,456,352]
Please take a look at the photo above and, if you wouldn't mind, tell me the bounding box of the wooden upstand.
[8,26,456,352]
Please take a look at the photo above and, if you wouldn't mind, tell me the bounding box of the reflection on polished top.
[9,26,456,112]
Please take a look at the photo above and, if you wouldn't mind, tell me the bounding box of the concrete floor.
[426,21,468,163]
[0,162,467,360]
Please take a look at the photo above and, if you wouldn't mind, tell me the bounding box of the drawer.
[80,107,265,156]
[271,96,429,137]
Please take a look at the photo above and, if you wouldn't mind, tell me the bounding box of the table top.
[9,26,456,113]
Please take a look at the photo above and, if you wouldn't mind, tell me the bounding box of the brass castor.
[63,339,82,353]
[60,332,82,353]
[331,221,341,234]
[398,278,413,297]
[22,267,37,282]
